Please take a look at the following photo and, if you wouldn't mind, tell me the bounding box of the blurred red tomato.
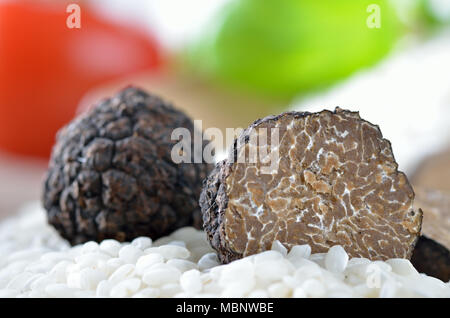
[0,2,163,158]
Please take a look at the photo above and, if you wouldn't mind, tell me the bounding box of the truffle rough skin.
[43,87,212,245]
[200,108,422,264]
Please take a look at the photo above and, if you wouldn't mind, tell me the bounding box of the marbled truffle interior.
[201,108,422,264]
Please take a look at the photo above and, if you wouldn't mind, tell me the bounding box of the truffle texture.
[200,108,422,264]
[411,236,450,282]
[43,87,212,245]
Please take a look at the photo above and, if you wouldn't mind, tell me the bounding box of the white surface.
[0,202,449,298]
[89,0,230,50]
[0,152,46,219]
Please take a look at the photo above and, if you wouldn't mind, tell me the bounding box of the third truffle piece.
[200,108,422,263]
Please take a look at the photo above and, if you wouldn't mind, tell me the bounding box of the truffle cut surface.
[201,108,422,263]
[43,87,212,245]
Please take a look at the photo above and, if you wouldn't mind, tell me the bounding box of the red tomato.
[0,2,163,158]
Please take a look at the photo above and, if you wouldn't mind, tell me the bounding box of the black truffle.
[43,87,212,245]
[411,236,450,282]
[200,108,422,264]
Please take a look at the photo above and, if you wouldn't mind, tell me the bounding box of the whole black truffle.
[43,87,212,245]
[200,108,422,264]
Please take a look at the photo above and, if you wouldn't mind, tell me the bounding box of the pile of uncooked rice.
[0,202,449,298]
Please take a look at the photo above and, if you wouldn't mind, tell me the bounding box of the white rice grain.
[325,245,349,273]
[386,259,419,277]
[143,267,181,287]
[135,254,164,275]
[197,253,219,270]
[109,278,141,297]
[166,259,197,273]
[271,240,287,256]
[180,269,202,294]
[287,245,311,262]
[108,264,136,285]
[118,245,143,264]
[131,237,152,250]
[99,240,122,257]
[0,203,449,298]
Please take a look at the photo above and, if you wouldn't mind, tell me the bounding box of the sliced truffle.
[43,86,212,245]
[411,236,450,282]
[200,107,422,263]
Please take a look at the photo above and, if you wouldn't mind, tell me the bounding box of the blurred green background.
[188,0,403,98]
